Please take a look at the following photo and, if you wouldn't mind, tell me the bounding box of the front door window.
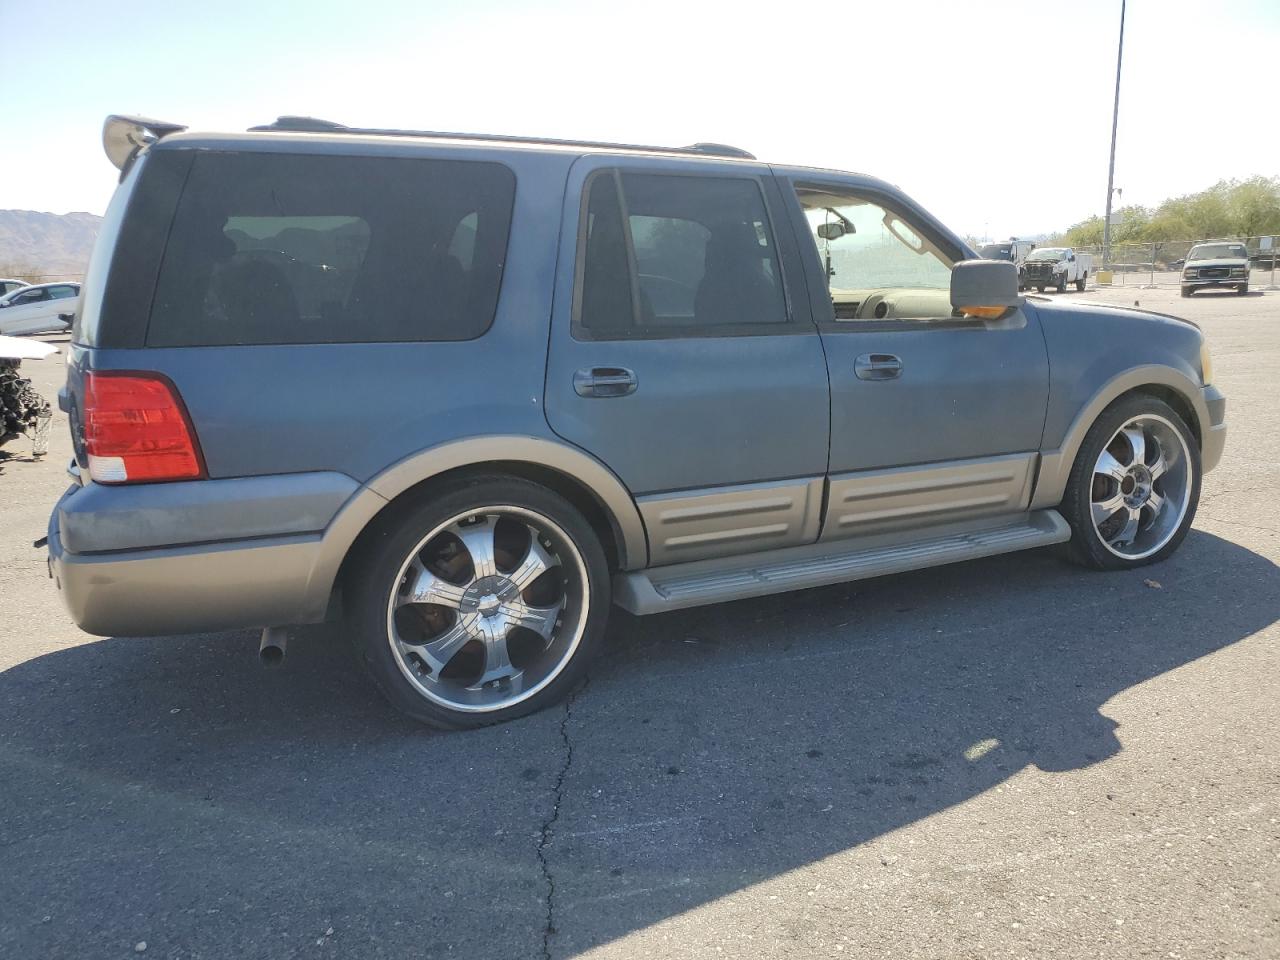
[797,188,957,322]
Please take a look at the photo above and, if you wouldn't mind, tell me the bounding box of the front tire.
[1075,273,1087,292]
[346,476,611,729]
[1237,283,1249,295]
[1060,395,1200,570]
[1057,275,1067,293]
[1181,286,1193,297]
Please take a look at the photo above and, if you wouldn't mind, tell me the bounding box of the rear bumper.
[48,516,328,636]
[47,472,385,637]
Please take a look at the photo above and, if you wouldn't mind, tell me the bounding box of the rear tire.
[346,475,611,729]
[1060,395,1200,571]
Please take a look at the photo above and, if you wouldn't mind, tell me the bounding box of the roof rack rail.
[682,142,755,159]
[247,116,756,160]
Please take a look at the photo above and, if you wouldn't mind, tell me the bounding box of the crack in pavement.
[536,676,586,960]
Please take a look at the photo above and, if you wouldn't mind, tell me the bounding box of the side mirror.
[1069,253,1076,262]
[951,260,1021,319]
[816,222,847,241]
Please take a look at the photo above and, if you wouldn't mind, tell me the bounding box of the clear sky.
[1,0,1277,239]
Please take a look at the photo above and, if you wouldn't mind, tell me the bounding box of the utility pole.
[1102,0,1126,270]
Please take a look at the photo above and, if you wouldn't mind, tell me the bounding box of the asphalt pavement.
[1,285,1276,959]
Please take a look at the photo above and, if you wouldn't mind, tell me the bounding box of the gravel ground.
[0,285,1276,959]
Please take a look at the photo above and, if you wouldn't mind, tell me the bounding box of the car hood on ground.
[0,334,58,360]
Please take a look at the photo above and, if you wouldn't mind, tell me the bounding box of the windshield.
[1026,248,1066,262]
[979,243,1013,260]
[1188,243,1248,262]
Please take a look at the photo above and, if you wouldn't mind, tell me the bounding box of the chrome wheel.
[1090,414,1192,560]
[385,506,589,713]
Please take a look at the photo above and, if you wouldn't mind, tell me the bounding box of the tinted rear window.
[147,152,515,346]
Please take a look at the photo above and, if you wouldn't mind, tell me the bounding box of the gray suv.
[48,115,1227,729]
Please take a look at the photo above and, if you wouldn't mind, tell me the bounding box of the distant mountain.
[0,210,103,280]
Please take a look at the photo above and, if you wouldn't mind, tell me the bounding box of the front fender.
[1030,363,1210,510]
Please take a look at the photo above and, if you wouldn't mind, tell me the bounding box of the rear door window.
[147,152,515,346]
[575,171,788,339]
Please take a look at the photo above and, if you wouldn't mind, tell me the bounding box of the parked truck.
[1023,247,1092,293]
[978,238,1036,290]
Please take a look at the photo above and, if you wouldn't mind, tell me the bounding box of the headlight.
[1184,269,1198,278]
[1200,342,1214,386]
[1231,267,1246,276]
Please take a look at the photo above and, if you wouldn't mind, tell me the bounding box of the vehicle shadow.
[1184,289,1266,298]
[1,529,1276,957]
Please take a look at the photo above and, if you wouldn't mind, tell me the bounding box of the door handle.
[574,366,638,398]
[854,353,902,380]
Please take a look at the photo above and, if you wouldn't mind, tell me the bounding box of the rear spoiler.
[102,115,187,178]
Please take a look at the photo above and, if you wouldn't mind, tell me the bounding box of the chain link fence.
[2,273,87,284]
[9,241,1280,294]
[1074,237,1280,289]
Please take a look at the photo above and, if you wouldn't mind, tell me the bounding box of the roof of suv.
[156,129,761,165]
[106,114,897,216]
[248,116,761,160]
[109,113,882,180]
[121,114,760,165]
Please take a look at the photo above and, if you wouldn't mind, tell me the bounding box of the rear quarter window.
[146,152,515,346]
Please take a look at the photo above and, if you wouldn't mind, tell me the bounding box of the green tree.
[1053,176,1280,245]
[1061,206,1149,247]
[1227,176,1280,237]
[1062,216,1104,246]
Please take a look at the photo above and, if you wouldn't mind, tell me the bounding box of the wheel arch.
[1030,365,1208,510]
[303,436,647,621]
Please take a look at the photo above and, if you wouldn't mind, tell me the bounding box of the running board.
[614,510,1071,615]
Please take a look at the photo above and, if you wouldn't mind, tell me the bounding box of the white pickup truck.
[1022,247,1092,293]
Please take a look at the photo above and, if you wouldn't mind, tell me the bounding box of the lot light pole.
[1102,0,1126,271]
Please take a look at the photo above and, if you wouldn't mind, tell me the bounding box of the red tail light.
[83,372,205,484]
